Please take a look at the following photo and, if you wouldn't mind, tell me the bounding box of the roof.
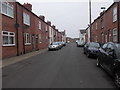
[80,30,86,34]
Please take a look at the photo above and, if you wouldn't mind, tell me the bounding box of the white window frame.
[1,0,14,18]
[25,33,31,45]
[113,28,118,42]
[113,7,117,22]
[39,34,42,43]
[2,31,15,46]
[46,25,48,32]
[23,12,30,26]
[39,21,41,30]
[105,34,107,43]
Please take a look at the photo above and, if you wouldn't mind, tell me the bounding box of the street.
[2,43,117,88]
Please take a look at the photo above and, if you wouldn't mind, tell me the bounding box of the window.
[1,0,14,18]
[94,35,98,42]
[39,34,42,43]
[113,7,117,22]
[101,32,104,43]
[25,33,31,45]
[2,31,15,46]
[46,25,48,32]
[39,21,41,30]
[109,30,112,42]
[105,34,107,43]
[113,28,117,42]
[101,18,104,29]
[23,12,30,26]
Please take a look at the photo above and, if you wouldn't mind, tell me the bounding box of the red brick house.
[87,2,120,43]
[1,1,63,59]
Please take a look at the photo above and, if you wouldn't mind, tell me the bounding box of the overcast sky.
[17,0,114,38]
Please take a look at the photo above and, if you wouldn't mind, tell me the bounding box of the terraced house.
[0,0,64,59]
[86,1,120,43]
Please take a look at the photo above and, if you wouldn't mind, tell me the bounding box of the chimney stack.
[47,21,51,26]
[52,25,56,29]
[23,3,32,11]
[39,15,45,21]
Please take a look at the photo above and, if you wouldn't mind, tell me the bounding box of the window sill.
[2,44,15,47]
[2,13,14,19]
[25,43,31,45]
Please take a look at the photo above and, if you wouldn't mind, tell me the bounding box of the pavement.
[2,43,118,88]
[1,49,47,68]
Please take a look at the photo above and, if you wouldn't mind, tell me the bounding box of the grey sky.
[18,0,113,38]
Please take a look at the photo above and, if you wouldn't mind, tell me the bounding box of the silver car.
[48,42,60,51]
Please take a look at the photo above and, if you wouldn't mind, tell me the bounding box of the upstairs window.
[2,31,15,46]
[39,21,41,30]
[23,12,30,26]
[46,25,48,32]
[113,7,117,22]
[1,1,14,18]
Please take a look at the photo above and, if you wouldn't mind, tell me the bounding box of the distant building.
[79,29,86,42]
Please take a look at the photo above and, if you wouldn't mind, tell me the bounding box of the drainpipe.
[22,7,25,54]
[15,2,19,56]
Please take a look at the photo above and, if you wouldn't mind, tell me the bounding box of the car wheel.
[96,58,100,67]
[114,71,120,88]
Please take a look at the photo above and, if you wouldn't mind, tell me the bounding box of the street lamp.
[89,0,92,42]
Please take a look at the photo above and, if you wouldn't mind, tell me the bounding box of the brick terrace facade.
[85,2,120,43]
[1,1,66,59]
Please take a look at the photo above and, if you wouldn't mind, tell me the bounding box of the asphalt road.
[2,43,117,88]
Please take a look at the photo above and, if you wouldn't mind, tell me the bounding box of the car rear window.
[89,42,100,48]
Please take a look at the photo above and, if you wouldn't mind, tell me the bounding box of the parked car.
[61,42,66,46]
[48,42,60,51]
[57,42,63,49]
[96,42,120,88]
[77,41,85,47]
[83,42,101,58]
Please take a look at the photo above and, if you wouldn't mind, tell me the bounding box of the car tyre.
[114,71,120,88]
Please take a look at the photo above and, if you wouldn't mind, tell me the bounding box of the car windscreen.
[115,44,120,58]
[89,42,100,48]
[52,42,58,45]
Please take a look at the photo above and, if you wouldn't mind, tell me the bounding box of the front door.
[32,35,35,50]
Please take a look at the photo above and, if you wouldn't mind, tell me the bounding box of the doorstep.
[1,49,48,68]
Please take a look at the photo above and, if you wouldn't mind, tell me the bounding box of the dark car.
[83,42,101,58]
[97,42,120,88]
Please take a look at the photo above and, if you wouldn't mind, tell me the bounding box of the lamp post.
[89,0,92,42]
